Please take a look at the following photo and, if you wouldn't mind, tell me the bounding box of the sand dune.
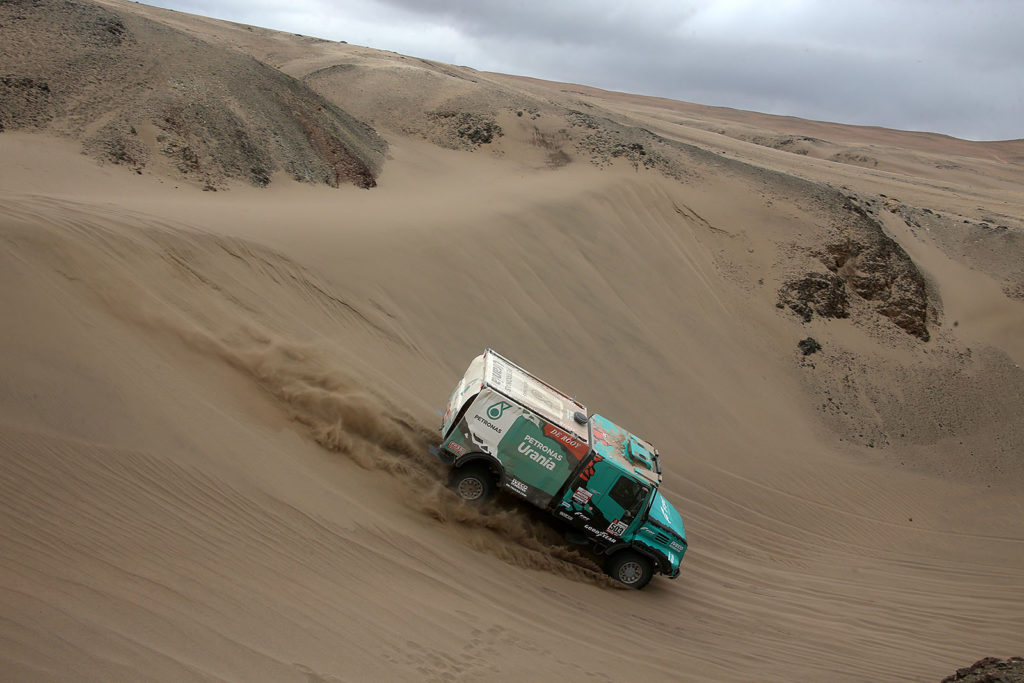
[2,0,1023,680]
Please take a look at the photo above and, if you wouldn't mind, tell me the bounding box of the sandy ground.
[2,2,1023,681]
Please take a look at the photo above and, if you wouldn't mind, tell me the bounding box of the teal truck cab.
[438,350,687,589]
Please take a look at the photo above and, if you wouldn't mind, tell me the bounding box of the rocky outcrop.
[943,656,1024,682]
[777,272,850,322]
[777,194,931,341]
[821,197,930,340]
[822,232,929,340]
[427,111,503,149]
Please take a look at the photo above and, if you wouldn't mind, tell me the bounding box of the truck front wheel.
[606,551,654,589]
[450,464,495,503]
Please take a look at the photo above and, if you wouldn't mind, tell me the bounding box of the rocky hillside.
[0,0,385,189]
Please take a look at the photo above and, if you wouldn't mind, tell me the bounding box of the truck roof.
[589,414,662,485]
[483,349,589,443]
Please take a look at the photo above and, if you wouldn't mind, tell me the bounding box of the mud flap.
[563,529,589,546]
[429,445,454,464]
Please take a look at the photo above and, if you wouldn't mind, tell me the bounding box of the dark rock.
[942,656,1024,682]
[294,110,377,188]
[823,232,929,340]
[777,272,849,322]
[249,165,271,187]
[798,337,822,355]
[819,197,930,340]
[430,111,503,146]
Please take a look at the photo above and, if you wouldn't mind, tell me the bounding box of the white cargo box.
[482,350,589,444]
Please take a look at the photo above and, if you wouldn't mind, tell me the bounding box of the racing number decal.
[606,520,628,537]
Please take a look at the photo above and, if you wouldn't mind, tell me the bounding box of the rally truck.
[437,349,687,589]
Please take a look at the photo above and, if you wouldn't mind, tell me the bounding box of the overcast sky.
[147,0,1022,141]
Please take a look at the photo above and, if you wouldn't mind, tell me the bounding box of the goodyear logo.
[487,401,513,420]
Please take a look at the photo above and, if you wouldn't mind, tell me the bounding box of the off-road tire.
[606,550,654,589]
[450,464,495,503]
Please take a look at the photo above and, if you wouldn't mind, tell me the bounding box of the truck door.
[560,456,650,541]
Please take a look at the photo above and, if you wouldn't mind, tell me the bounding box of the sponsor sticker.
[584,524,618,543]
[446,440,467,457]
[487,401,513,420]
[571,487,593,505]
[543,423,590,461]
[473,414,504,434]
[507,478,529,497]
[516,435,562,471]
[606,520,628,537]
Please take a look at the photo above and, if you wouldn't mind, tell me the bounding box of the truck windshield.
[608,476,650,519]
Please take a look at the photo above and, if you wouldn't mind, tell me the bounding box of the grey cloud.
[374,0,700,46]
[145,0,1024,140]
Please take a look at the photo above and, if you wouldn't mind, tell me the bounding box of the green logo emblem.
[487,401,513,420]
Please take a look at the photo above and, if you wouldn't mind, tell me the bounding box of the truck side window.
[608,476,647,516]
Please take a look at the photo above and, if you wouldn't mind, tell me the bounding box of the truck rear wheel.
[450,464,495,503]
[606,551,653,589]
